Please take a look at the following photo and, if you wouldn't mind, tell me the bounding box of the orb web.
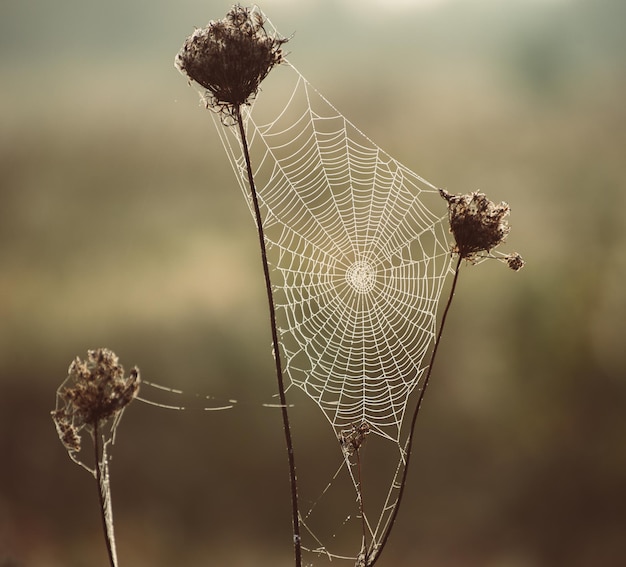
[207,16,456,559]
[214,62,453,444]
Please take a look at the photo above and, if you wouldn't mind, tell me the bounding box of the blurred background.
[1,0,625,565]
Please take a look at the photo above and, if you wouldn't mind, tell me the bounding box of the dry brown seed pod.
[175,5,288,121]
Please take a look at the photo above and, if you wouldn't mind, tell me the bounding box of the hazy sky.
[261,0,571,13]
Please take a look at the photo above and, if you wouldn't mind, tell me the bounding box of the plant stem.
[370,254,463,565]
[234,105,302,567]
[356,450,369,563]
[94,422,118,567]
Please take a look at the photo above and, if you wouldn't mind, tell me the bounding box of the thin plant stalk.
[356,450,369,565]
[94,423,118,567]
[234,104,302,567]
[371,254,463,565]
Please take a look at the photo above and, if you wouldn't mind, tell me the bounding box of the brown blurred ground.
[1,0,625,566]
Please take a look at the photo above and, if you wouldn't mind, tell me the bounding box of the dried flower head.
[505,252,525,271]
[339,422,371,458]
[440,189,512,259]
[175,5,288,120]
[51,348,140,454]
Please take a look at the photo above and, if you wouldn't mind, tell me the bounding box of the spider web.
[214,63,453,444]
[208,36,455,561]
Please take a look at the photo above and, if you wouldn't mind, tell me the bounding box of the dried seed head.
[339,421,371,458]
[51,348,140,454]
[175,5,288,121]
[505,252,525,271]
[440,189,511,261]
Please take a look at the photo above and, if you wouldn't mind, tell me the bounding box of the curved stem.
[370,255,463,565]
[94,422,118,567]
[355,450,368,561]
[235,105,302,567]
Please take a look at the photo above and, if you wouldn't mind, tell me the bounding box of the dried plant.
[375,190,523,565]
[339,422,372,562]
[176,5,302,565]
[175,4,288,122]
[52,348,140,567]
[440,189,525,270]
[52,349,140,452]
[338,422,371,459]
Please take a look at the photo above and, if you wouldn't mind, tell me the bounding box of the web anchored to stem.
[177,6,522,566]
[213,60,454,563]
[216,62,454,443]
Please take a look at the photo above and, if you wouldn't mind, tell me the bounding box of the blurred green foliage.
[1,0,625,566]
